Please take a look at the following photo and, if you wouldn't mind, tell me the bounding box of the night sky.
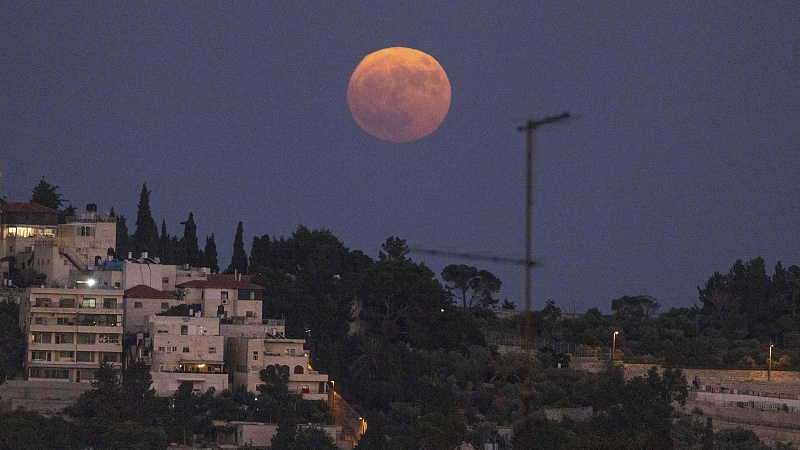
[2,3,799,313]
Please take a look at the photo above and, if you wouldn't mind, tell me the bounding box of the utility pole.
[517,112,571,449]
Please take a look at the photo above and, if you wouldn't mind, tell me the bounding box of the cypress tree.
[132,183,159,258]
[180,212,200,266]
[227,222,248,274]
[204,234,219,274]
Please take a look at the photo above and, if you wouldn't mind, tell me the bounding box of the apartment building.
[123,284,181,334]
[177,275,263,322]
[20,287,124,383]
[1,202,116,287]
[144,315,227,395]
[225,319,329,401]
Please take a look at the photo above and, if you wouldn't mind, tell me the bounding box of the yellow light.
[198,364,205,368]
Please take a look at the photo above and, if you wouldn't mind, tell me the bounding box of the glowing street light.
[768,343,774,381]
[611,331,620,363]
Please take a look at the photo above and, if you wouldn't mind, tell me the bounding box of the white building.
[123,284,181,334]
[20,287,124,383]
[144,315,227,395]
[224,319,329,401]
[177,275,263,322]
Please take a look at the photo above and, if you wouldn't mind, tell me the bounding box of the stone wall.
[0,379,91,415]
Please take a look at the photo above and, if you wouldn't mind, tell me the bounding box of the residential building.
[1,202,116,287]
[177,275,263,322]
[20,287,124,383]
[123,284,181,335]
[225,319,329,401]
[143,315,227,395]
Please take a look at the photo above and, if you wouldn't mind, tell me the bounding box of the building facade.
[20,287,124,383]
[143,315,227,395]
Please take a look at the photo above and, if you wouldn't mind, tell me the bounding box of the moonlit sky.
[2,3,799,313]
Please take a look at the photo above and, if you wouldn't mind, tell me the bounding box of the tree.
[122,361,158,423]
[610,295,660,319]
[30,177,65,210]
[441,264,502,310]
[379,236,409,261]
[179,212,200,266]
[132,184,159,258]
[204,233,219,273]
[114,213,131,259]
[158,220,173,264]
[228,221,248,274]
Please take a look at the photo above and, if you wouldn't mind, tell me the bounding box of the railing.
[58,247,89,271]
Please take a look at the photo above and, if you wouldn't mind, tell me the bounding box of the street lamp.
[768,343,774,381]
[611,331,619,363]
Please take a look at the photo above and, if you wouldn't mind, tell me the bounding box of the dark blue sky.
[2,3,798,312]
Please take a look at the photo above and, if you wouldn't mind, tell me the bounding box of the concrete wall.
[0,380,91,415]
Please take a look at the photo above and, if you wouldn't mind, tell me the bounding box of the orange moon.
[347,47,451,143]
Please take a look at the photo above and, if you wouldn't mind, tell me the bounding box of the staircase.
[59,247,89,272]
[329,390,367,446]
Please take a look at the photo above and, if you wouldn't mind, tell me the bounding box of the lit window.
[81,298,96,309]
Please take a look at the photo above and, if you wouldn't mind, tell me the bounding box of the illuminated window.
[81,298,96,309]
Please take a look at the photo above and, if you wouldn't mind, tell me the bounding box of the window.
[246,311,255,318]
[161,302,169,310]
[31,351,48,361]
[55,333,74,344]
[77,352,95,362]
[252,351,258,361]
[183,347,190,353]
[35,317,46,325]
[81,298,96,309]
[208,347,217,354]
[158,346,166,352]
[157,327,168,334]
[31,332,51,343]
[98,334,120,344]
[34,298,51,307]
[59,298,75,308]
[302,385,310,394]
[77,333,95,345]
[221,291,228,301]
[80,226,93,236]
[57,317,72,325]
[162,277,169,284]
[101,353,119,363]
[134,302,143,309]
[103,298,117,309]
[58,351,74,360]
[285,348,296,357]
[294,365,304,374]
[180,325,188,335]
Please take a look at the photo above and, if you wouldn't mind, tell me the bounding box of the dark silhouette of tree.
[611,295,660,319]
[204,233,219,273]
[30,177,65,210]
[158,220,171,264]
[114,213,131,259]
[132,184,159,258]
[441,264,502,310]
[378,236,409,261]
[227,221,248,274]
[180,212,200,266]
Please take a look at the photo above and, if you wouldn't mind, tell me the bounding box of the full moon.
[347,47,451,143]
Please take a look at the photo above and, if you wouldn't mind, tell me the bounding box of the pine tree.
[132,183,159,258]
[30,177,65,210]
[180,212,200,266]
[204,234,220,274]
[227,222,248,274]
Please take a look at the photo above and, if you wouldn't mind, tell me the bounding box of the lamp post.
[768,343,774,382]
[612,331,619,363]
